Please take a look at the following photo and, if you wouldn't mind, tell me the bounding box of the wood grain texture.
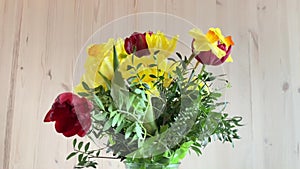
[0,0,299,169]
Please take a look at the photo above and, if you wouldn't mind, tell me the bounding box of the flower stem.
[74,149,119,159]
[186,53,196,66]
[200,64,206,75]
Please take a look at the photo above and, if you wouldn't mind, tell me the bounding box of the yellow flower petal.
[189,28,226,59]
[225,55,233,62]
[189,28,211,52]
[74,38,128,93]
[145,32,178,59]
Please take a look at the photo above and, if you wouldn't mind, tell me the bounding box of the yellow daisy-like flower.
[118,55,177,96]
[74,38,127,93]
[145,31,178,59]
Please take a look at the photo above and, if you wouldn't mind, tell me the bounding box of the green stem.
[143,98,158,135]
[200,64,206,75]
[186,53,196,66]
[74,149,119,159]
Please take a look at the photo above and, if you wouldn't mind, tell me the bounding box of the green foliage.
[66,139,99,168]
[67,48,243,168]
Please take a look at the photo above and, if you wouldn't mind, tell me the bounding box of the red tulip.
[44,92,93,137]
[125,32,150,57]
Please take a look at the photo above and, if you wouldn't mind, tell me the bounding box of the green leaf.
[154,50,160,55]
[120,53,127,58]
[103,120,112,131]
[66,152,77,160]
[148,64,157,67]
[127,65,134,71]
[149,74,157,78]
[125,124,134,139]
[82,155,88,163]
[81,81,90,91]
[207,76,216,81]
[112,113,120,127]
[142,83,150,90]
[115,121,124,133]
[117,115,125,126]
[176,52,182,59]
[84,142,90,152]
[153,54,157,60]
[93,94,105,110]
[139,74,146,80]
[135,123,143,139]
[98,71,111,89]
[170,141,193,163]
[73,138,77,148]
[93,112,107,121]
[77,92,89,97]
[191,146,202,156]
[78,153,83,162]
[126,94,135,111]
[78,141,83,150]
[210,92,222,98]
[108,104,113,113]
[113,45,119,72]
[127,76,137,82]
[134,88,142,94]
[136,63,143,70]
[109,111,117,118]
[167,58,176,62]
[96,150,101,157]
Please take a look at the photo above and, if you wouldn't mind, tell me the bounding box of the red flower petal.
[50,103,74,120]
[77,129,87,137]
[195,51,223,66]
[62,124,81,137]
[220,45,232,63]
[54,117,77,133]
[44,110,53,122]
[78,114,92,132]
[73,102,93,116]
[58,92,74,104]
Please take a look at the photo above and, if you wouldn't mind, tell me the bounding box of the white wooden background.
[1,0,300,169]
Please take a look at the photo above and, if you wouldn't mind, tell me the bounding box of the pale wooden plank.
[9,0,64,168]
[0,0,13,167]
[250,0,300,168]
[287,0,300,168]
[0,0,24,168]
[35,0,80,168]
[247,0,265,169]
[7,0,79,168]
[137,0,166,12]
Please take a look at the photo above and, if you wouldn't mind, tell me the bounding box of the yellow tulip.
[74,38,127,93]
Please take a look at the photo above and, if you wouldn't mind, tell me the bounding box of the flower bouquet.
[44,27,242,169]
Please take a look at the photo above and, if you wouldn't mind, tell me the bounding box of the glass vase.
[124,162,180,169]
